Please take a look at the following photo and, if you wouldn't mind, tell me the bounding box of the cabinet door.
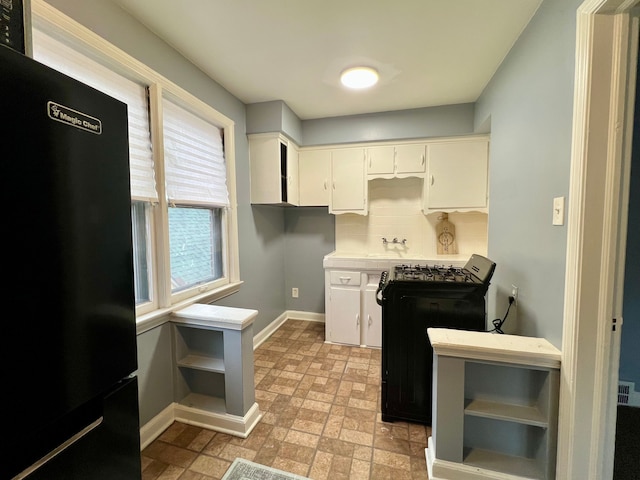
[286,142,299,206]
[249,135,282,204]
[367,145,395,175]
[395,144,426,174]
[327,286,361,345]
[249,134,299,205]
[426,140,488,210]
[363,276,382,348]
[330,148,367,213]
[298,149,331,206]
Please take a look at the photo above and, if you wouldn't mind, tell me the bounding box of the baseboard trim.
[253,310,324,350]
[139,404,174,450]
[174,402,262,439]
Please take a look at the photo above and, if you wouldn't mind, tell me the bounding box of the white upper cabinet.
[367,144,426,178]
[298,149,331,206]
[424,139,489,213]
[396,143,427,175]
[287,142,300,206]
[367,145,395,176]
[250,134,489,214]
[330,148,367,215]
[249,133,299,206]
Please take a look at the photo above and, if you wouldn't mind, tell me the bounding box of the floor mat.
[222,458,311,480]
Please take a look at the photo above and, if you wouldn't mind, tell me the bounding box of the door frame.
[558,1,638,478]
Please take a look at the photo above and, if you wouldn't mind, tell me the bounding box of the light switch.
[553,196,565,225]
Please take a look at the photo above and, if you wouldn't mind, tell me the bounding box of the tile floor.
[141,319,431,479]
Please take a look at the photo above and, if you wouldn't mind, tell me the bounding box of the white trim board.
[252,310,324,350]
[559,1,639,479]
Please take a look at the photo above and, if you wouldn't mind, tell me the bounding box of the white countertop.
[427,328,561,369]
[323,251,470,270]
[172,304,258,331]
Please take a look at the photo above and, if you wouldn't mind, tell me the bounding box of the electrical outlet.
[511,285,519,304]
[292,287,299,298]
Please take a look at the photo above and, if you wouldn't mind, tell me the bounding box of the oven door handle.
[376,271,388,306]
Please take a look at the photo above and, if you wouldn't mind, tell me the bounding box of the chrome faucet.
[382,237,407,245]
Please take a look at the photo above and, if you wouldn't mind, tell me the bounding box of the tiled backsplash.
[335,177,488,259]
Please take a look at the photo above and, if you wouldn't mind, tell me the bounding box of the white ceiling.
[111,0,542,120]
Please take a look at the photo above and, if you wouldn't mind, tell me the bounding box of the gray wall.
[474,0,580,348]
[284,208,335,312]
[302,103,475,145]
[246,100,303,144]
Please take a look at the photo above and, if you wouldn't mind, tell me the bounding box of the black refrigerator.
[1,44,142,479]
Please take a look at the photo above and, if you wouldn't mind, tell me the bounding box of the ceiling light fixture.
[340,66,379,89]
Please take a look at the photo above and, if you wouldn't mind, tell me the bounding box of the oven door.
[381,283,486,424]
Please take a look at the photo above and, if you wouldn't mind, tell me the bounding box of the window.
[162,97,230,300]
[169,206,223,291]
[132,202,152,304]
[31,3,240,324]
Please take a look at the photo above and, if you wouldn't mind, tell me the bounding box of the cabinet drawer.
[330,271,361,286]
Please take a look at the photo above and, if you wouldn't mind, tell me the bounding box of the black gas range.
[377,254,496,425]
[378,254,496,293]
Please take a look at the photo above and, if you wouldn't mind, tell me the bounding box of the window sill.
[135,280,243,335]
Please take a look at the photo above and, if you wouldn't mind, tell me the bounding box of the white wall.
[335,178,488,260]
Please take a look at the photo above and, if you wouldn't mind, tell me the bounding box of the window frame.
[31,0,241,329]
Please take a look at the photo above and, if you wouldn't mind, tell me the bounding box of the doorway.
[614,24,640,479]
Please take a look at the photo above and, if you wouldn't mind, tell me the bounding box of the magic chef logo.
[47,101,102,135]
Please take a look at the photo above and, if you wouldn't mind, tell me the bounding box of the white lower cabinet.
[325,269,382,348]
[362,274,382,348]
[327,285,361,345]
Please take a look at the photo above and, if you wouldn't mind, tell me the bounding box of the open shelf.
[177,392,226,413]
[464,398,548,427]
[176,354,225,373]
[463,447,543,479]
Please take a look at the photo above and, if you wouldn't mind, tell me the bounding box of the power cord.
[491,295,515,334]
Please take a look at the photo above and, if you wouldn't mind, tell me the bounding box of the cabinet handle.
[368,314,372,326]
[431,174,435,185]
[333,181,336,190]
[356,314,360,326]
[339,276,352,282]
[369,156,372,168]
[422,154,425,165]
[324,180,327,190]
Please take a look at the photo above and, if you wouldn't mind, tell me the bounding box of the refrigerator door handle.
[12,416,104,480]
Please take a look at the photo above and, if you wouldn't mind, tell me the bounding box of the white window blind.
[163,99,230,207]
[32,29,158,203]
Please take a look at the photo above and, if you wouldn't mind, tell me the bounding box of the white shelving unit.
[425,328,561,480]
[171,304,262,438]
